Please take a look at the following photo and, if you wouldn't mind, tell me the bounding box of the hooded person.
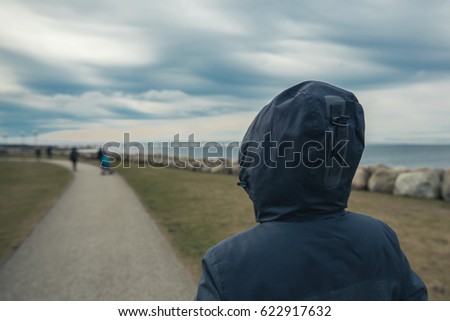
[195,81,427,301]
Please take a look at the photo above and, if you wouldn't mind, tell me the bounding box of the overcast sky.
[1,0,449,145]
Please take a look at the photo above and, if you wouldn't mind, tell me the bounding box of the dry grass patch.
[0,161,71,264]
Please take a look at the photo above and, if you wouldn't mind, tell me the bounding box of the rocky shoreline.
[124,154,450,202]
[352,165,450,201]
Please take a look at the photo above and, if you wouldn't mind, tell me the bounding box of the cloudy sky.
[0,0,449,145]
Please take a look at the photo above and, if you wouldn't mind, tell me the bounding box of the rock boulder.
[352,167,370,190]
[368,167,407,194]
[231,162,240,175]
[394,169,443,199]
[441,169,450,201]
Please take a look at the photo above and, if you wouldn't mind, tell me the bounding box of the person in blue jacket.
[100,149,113,175]
[195,81,427,300]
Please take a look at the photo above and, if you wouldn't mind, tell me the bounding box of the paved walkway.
[0,160,196,300]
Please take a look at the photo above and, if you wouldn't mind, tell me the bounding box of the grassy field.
[118,165,450,300]
[117,166,255,277]
[0,161,72,264]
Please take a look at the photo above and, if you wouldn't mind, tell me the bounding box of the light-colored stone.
[231,162,240,176]
[209,163,226,174]
[352,166,370,190]
[367,164,389,175]
[394,169,443,199]
[368,167,407,194]
[441,169,450,201]
[200,164,212,172]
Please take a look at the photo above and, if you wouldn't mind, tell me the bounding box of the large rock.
[231,162,240,175]
[368,167,407,194]
[352,167,370,190]
[394,169,443,199]
[367,164,389,175]
[441,169,450,201]
[209,163,227,174]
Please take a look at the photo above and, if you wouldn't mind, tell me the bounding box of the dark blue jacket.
[195,81,427,300]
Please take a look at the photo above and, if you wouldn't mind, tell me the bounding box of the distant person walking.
[35,148,41,161]
[96,148,102,164]
[100,149,113,175]
[46,146,52,159]
[69,147,78,172]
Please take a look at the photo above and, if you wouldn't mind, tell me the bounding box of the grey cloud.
[0,49,95,94]
[0,101,82,136]
[0,0,449,142]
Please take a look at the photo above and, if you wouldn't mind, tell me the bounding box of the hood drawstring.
[237,181,247,188]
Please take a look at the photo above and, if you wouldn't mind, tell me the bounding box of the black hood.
[239,81,365,222]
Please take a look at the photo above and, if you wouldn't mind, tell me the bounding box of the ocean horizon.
[360,144,450,169]
[142,142,450,170]
[40,141,448,170]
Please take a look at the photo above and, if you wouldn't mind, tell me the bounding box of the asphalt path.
[0,159,196,300]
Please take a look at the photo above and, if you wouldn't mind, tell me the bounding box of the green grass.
[117,165,450,300]
[117,166,255,278]
[0,161,72,264]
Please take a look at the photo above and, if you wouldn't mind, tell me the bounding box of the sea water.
[142,142,450,169]
[360,144,450,169]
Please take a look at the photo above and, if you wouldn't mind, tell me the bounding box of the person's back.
[195,81,427,301]
[70,148,78,162]
[197,212,425,300]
